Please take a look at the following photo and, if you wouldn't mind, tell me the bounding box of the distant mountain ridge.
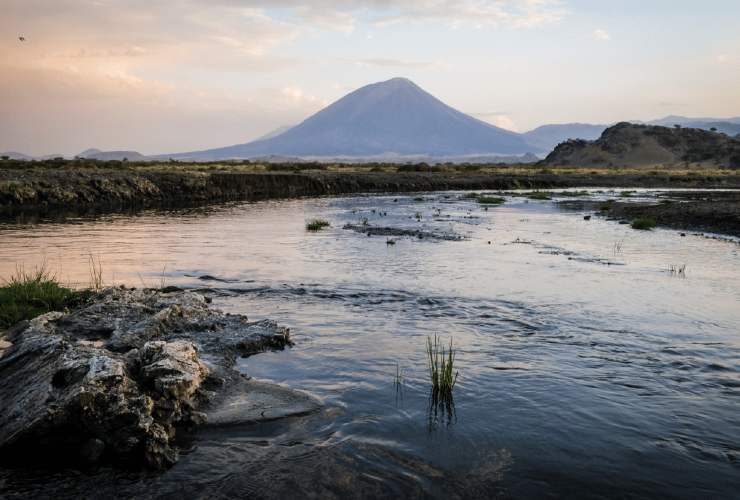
[646,115,740,126]
[77,150,146,161]
[522,123,608,152]
[520,116,740,153]
[0,151,33,160]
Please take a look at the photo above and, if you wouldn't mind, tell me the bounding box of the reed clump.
[426,334,458,399]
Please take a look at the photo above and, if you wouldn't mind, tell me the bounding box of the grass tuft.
[0,265,88,329]
[305,219,331,231]
[426,334,458,399]
[631,217,657,230]
[88,254,104,291]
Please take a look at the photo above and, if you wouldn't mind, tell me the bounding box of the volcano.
[170,78,533,159]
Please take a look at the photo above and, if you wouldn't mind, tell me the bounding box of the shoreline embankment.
[2,167,739,217]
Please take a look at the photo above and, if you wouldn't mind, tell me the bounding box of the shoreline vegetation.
[1,159,740,237]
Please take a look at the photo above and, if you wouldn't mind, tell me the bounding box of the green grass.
[554,190,589,197]
[305,219,330,231]
[527,191,552,200]
[476,196,505,205]
[0,266,88,329]
[394,363,404,388]
[631,217,657,230]
[426,334,458,399]
[599,201,614,211]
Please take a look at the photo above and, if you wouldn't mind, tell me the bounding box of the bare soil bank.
[2,167,739,218]
[561,191,740,237]
[609,194,740,237]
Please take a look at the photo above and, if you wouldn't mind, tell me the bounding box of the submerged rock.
[0,287,307,469]
[343,223,464,241]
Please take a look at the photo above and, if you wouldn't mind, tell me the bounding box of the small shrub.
[305,219,330,231]
[631,218,657,230]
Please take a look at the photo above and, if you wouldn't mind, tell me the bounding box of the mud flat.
[0,287,319,470]
[2,165,739,218]
[560,190,740,237]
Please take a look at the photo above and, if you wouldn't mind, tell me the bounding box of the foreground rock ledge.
[0,287,316,469]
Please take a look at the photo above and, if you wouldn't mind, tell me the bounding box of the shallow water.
[1,190,739,499]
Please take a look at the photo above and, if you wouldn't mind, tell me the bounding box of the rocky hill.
[542,122,740,168]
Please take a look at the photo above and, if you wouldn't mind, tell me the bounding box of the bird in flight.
[19,36,26,42]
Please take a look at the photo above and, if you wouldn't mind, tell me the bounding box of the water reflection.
[428,391,457,432]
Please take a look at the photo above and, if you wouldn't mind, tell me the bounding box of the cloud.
[472,112,517,131]
[350,58,446,69]
[593,29,610,41]
[280,85,328,107]
[371,0,566,29]
[715,54,729,64]
[293,7,357,34]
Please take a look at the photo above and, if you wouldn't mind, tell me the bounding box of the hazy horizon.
[2,0,739,156]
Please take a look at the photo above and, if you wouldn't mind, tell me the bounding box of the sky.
[1,0,739,156]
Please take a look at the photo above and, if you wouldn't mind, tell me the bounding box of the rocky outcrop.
[0,288,300,469]
[542,122,740,168]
